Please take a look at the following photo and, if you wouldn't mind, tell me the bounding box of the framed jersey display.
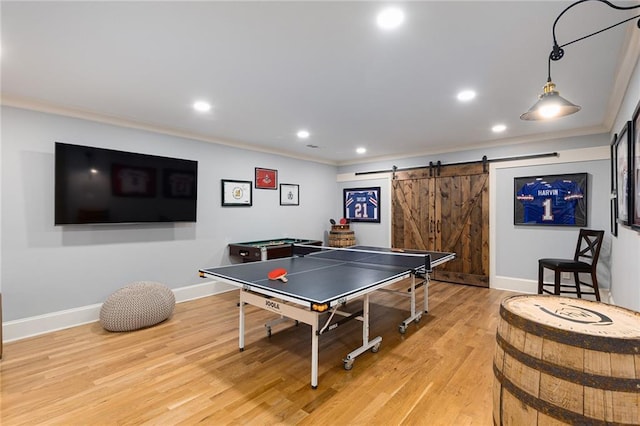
[613,122,631,226]
[514,173,587,227]
[343,187,380,223]
[632,101,640,229]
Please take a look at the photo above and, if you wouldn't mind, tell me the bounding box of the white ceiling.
[2,1,639,165]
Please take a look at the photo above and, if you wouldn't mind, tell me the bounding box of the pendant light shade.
[520,81,581,121]
[520,1,639,121]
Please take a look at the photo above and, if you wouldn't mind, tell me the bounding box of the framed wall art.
[343,187,380,223]
[514,173,587,227]
[611,198,618,236]
[280,183,299,206]
[613,121,631,226]
[610,133,618,236]
[632,101,640,229]
[221,179,252,206]
[255,167,277,190]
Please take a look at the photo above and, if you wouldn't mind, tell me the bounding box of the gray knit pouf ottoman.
[100,281,175,332]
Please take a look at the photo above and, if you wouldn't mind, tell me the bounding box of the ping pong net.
[291,244,433,273]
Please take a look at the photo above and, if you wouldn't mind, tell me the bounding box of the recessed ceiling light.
[457,90,476,102]
[376,7,405,30]
[297,130,310,139]
[356,147,367,154]
[193,101,211,112]
[492,124,507,133]
[458,90,476,102]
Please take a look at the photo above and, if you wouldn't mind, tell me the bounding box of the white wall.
[608,55,640,311]
[1,106,339,323]
[335,174,391,247]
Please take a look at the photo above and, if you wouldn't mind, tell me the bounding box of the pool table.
[228,238,323,262]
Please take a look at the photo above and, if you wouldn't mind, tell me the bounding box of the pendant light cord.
[546,0,640,83]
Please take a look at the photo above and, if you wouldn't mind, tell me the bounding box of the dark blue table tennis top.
[200,246,454,305]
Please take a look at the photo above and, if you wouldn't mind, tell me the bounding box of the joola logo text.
[265,300,280,310]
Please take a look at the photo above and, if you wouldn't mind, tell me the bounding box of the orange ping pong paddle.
[339,218,347,225]
[268,268,288,282]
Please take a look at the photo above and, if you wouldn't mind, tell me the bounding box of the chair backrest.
[573,229,605,267]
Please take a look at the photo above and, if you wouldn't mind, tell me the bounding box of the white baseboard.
[491,275,612,303]
[2,280,235,343]
[172,280,235,303]
[490,275,539,294]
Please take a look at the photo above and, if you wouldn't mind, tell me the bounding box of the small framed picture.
[255,167,277,190]
[221,179,252,206]
[614,121,631,225]
[610,133,618,236]
[632,100,640,229]
[280,183,299,206]
[611,198,618,237]
[343,187,380,223]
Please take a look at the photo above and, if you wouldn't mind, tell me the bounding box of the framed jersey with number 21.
[343,187,381,223]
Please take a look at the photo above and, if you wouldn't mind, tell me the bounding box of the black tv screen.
[55,142,198,225]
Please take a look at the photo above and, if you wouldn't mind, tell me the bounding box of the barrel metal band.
[500,305,640,354]
[496,333,640,392]
[493,364,636,426]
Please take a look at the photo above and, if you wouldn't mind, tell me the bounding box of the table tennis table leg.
[343,294,382,370]
[410,274,417,318]
[239,292,245,351]
[423,274,430,313]
[363,293,371,346]
[398,272,434,333]
[311,318,319,389]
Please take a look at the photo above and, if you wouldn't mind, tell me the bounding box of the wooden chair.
[537,229,605,301]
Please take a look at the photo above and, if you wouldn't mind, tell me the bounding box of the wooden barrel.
[328,224,355,247]
[493,295,640,425]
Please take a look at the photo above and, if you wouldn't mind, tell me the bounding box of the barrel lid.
[501,295,640,345]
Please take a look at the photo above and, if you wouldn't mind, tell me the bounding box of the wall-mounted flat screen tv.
[55,142,198,225]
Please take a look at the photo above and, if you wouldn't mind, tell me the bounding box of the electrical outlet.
[561,272,571,280]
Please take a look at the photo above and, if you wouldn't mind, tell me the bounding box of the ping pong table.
[199,245,455,388]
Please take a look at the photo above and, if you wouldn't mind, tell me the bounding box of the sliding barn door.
[392,164,489,287]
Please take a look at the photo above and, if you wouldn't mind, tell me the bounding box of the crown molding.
[0,94,338,166]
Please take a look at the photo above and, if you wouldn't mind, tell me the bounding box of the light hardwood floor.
[1,281,517,425]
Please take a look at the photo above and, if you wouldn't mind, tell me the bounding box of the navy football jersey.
[516,178,584,224]
[345,190,378,221]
